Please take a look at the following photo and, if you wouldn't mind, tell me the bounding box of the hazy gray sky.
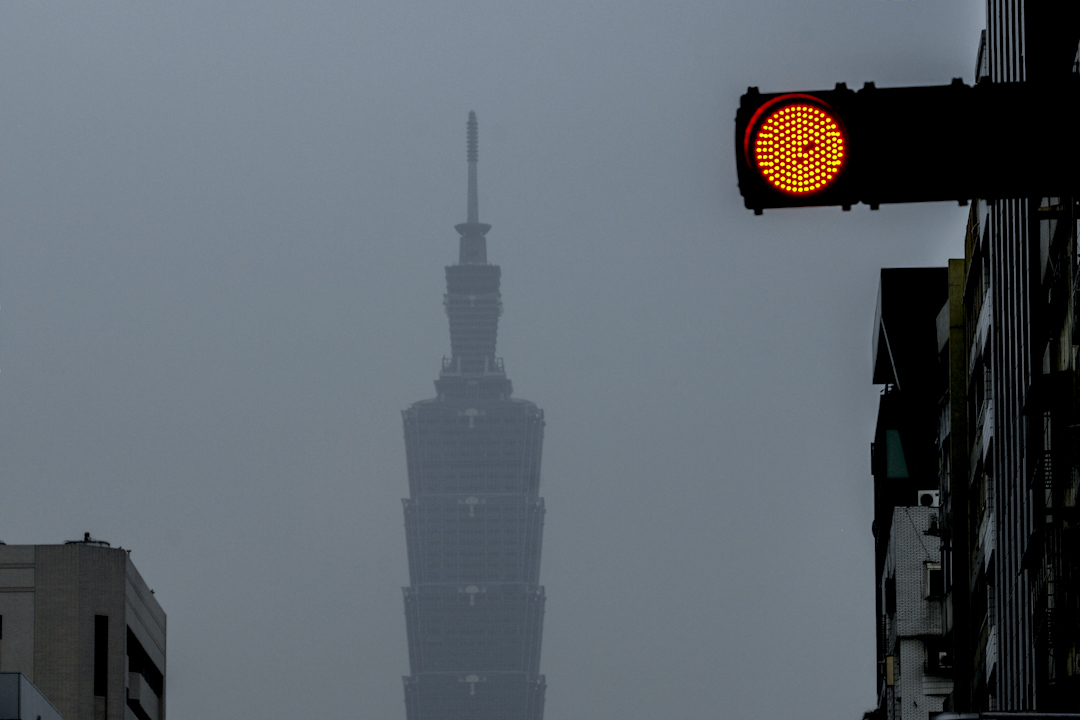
[0,2,985,719]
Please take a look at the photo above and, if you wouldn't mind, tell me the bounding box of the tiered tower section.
[401,112,546,720]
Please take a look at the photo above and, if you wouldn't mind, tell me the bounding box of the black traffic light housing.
[735,77,1080,213]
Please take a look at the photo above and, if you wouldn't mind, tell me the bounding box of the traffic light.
[735,78,1080,213]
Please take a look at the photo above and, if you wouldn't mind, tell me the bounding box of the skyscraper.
[400,113,547,720]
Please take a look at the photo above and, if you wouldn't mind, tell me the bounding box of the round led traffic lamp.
[744,95,848,196]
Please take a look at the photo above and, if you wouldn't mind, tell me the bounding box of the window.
[885,577,896,614]
[926,562,944,598]
[94,615,108,697]
[925,637,952,674]
[126,628,164,698]
[885,429,910,478]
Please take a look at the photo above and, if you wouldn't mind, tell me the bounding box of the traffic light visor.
[744,94,848,196]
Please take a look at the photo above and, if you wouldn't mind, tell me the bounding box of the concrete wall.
[885,506,952,720]
[0,544,166,720]
[0,547,37,682]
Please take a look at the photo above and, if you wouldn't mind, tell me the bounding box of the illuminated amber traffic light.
[734,79,1080,213]
[735,85,859,212]
[748,97,847,195]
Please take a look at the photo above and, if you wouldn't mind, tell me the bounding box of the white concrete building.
[881,505,953,720]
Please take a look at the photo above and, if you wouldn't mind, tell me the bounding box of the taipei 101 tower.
[401,112,547,720]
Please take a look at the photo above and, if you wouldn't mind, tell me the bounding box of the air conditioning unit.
[918,490,940,508]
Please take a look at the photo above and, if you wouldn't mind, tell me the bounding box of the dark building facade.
[955,2,1080,711]
[868,5,1080,716]
[401,113,546,720]
[870,267,955,720]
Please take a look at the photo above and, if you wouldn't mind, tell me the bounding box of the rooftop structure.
[0,673,63,720]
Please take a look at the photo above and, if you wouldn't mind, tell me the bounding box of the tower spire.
[467,110,479,224]
[455,111,491,264]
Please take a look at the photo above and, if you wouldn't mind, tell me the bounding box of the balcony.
[441,355,506,376]
[127,672,161,720]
